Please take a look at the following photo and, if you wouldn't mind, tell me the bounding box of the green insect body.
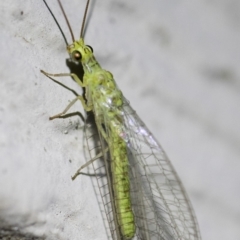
[68,39,135,238]
[42,1,202,239]
[109,124,135,239]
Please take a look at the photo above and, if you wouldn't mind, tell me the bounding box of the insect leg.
[41,69,92,118]
[49,96,92,120]
[71,147,109,180]
[41,70,85,87]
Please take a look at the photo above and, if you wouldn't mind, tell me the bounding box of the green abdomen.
[110,126,135,239]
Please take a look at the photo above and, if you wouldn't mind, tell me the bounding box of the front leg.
[41,70,86,88]
[40,69,92,119]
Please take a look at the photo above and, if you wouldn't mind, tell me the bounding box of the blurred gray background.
[0,0,239,239]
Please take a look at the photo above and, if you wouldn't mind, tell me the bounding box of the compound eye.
[86,45,93,53]
[72,50,82,61]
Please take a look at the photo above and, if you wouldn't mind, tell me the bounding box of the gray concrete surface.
[0,0,240,239]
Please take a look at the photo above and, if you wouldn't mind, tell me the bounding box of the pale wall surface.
[0,0,240,239]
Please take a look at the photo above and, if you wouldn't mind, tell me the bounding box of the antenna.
[80,0,90,39]
[57,0,75,43]
[42,0,68,46]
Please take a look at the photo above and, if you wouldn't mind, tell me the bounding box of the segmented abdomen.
[109,122,135,239]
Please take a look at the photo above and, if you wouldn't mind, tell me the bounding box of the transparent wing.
[121,97,201,240]
[83,100,201,240]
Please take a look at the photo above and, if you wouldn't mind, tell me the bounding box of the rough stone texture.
[0,0,239,239]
